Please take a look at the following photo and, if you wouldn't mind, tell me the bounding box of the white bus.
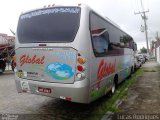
[15,4,136,103]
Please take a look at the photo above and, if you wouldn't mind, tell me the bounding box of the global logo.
[45,62,74,80]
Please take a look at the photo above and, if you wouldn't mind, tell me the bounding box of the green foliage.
[140,47,147,53]
[120,35,131,44]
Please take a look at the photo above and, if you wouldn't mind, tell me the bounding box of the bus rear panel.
[15,6,90,103]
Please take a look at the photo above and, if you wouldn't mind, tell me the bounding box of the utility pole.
[156,32,159,40]
[135,0,149,54]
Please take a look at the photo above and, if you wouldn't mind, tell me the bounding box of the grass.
[88,68,144,120]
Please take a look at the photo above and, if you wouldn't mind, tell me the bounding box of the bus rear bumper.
[15,77,90,104]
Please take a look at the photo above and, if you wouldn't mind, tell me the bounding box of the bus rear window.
[17,7,81,43]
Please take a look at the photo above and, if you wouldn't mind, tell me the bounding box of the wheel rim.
[112,82,115,93]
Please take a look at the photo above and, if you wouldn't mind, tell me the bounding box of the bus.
[15,4,136,103]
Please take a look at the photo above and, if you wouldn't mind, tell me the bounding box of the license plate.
[38,87,52,94]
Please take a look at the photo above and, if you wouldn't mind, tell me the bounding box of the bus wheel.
[111,76,118,94]
[111,81,116,94]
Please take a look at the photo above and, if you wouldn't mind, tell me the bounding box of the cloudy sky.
[0,0,159,49]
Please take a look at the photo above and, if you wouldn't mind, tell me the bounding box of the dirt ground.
[118,60,160,114]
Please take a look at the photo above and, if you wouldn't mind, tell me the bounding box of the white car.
[137,54,145,64]
[134,55,142,69]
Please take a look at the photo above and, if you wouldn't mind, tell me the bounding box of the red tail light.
[77,65,83,71]
[76,53,86,80]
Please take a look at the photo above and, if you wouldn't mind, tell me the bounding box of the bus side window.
[92,34,109,55]
[89,12,110,57]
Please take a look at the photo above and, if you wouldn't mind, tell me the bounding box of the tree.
[140,47,147,53]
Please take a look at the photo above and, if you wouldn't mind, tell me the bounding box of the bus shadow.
[32,76,135,120]
[35,94,111,120]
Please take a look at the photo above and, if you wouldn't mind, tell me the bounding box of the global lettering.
[96,59,115,89]
[20,54,45,66]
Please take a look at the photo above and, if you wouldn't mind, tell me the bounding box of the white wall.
[156,47,160,63]
[152,48,155,57]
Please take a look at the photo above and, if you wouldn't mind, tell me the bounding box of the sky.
[0,0,160,50]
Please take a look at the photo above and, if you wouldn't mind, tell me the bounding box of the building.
[0,33,15,47]
[0,33,15,59]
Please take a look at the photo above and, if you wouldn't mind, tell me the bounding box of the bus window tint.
[90,12,134,56]
[17,7,81,43]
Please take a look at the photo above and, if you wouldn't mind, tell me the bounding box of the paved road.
[0,71,105,120]
[0,72,53,113]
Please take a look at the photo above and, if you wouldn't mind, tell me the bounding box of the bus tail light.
[76,53,86,80]
[77,57,85,64]
[77,65,84,71]
[76,73,85,79]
